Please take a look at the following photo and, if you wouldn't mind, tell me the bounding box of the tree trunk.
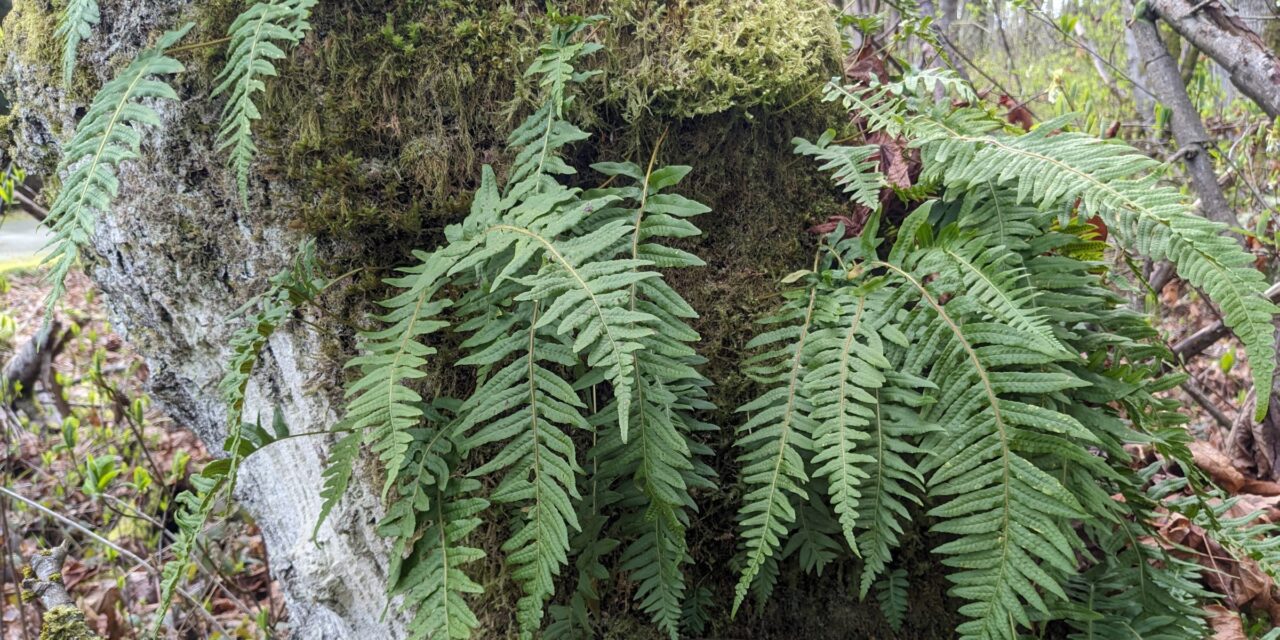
[1,0,959,637]
[1130,8,1238,229]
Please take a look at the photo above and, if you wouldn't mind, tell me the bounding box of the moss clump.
[625,0,842,117]
[38,605,101,640]
[243,0,841,244]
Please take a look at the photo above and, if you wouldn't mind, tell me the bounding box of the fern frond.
[732,276,821,616]
[588,158,714,637]
[911,112,1278,418]
[853,380,934,596]
[382,430,484,640]
[153,238,320,631]
[876,568,909,632]
[804,290,879,549]
[881,257,1093,640]
[336,247,458,503]
[55,0,99,86]
[213,0,316,206]
[458,304,588,639]
[43,24,192,313]
[918,234,1065,355]
[793,131,883,209]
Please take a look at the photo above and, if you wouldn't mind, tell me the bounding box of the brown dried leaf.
[1205,604,1246,639]
[1191,440,1247,493]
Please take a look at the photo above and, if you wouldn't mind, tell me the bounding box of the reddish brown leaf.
[1190,440,1247,493]
[1205,604,1246,639]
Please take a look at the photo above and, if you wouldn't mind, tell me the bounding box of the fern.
[876,568,909,632]
[731,273,821,615]
[213,0,316,206]
[55,0,99,86]
[323,18,716,638]
[43,23,192,313]
[723,66,1277,638]
[866,93,1278,419]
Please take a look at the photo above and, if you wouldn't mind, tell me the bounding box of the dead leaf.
[1205,604,1246,639]
[1191,440,1246,492]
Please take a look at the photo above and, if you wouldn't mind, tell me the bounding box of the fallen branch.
[21,543,102,640]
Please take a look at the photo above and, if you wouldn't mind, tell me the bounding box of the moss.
[609,0,842,118]
[248,0,841,245]
[38,605,100,640]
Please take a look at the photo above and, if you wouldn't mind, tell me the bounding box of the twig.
[1183,378,1234,429]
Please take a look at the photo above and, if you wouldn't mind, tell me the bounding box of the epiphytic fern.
[55,0,99,86]
[213,0,316,206]
[730,62,1279,638]
[839,76,1278,419]
[43,23,192,313]
[323,17,716,639]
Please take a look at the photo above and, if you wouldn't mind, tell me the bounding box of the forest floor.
[0,268,282,640]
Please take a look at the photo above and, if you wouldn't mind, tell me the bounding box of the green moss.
[38,605,100,640]
[607,0,842,118]
[249,0,841,244]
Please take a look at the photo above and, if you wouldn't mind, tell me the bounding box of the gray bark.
[1148,0,1280,118]
[1,2,406,638]
[1130,10,1238,228]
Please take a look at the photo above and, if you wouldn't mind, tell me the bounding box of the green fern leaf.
[55,0,99,86]
[911,112,1278,419]
[213,0,316,206]
[43,23,192,313]
[794,131,883,209]
[732,278,821,616]
[876,568,909,632]
[458,307,588,639]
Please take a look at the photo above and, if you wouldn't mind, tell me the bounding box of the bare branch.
[1147,0,1280,118]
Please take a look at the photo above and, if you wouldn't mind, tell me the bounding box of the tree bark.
[1130,8,1238,229]
[1147,0,1280,118]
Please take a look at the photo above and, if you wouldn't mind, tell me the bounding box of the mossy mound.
[240,0,841,245]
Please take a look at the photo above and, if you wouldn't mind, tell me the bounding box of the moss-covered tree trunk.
[2,1,957,636]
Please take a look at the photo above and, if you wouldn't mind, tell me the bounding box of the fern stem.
[168,36,232,55]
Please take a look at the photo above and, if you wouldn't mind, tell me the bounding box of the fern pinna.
[321,18,713,639]
[730,70,1277,638]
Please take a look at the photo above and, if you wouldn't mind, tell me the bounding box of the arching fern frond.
[56,0,99,86]
[43,23,192,313]
[213,0,316,206]
[732,274,821,616]
[910,111,1278,419]
[884,252,1095,640]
